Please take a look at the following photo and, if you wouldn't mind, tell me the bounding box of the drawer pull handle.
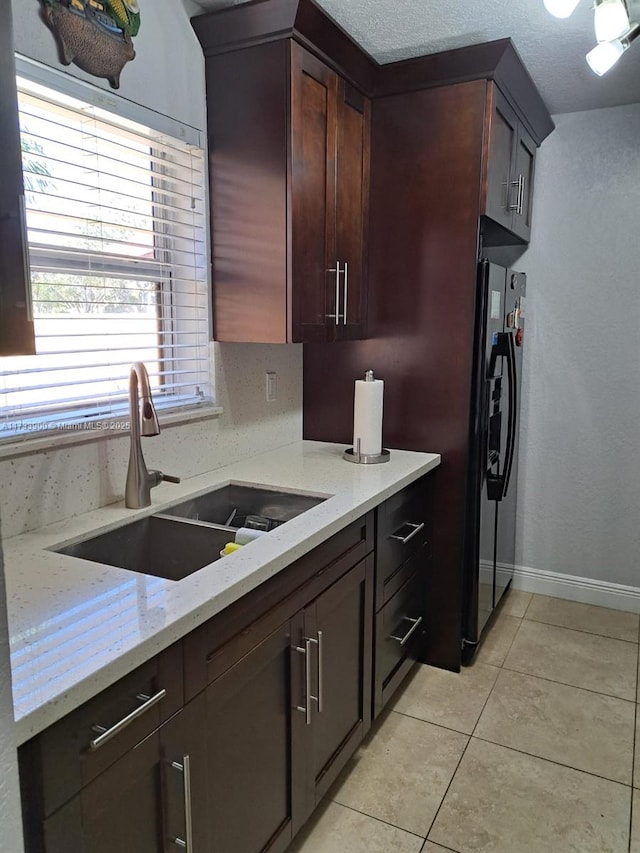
[316,630,324,713]
[89,688,166,751]
[295,639,313,725]
[170,755,194,851]
[295,637,320,724]
[389,521,425,544]
[390,616,423,646]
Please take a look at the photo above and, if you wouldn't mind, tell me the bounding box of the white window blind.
[0,67,211,441]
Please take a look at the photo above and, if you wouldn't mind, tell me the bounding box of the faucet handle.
[159,472,181,484]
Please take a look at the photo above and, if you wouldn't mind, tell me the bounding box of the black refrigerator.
[302,253,528,672]
[462,260,526,660]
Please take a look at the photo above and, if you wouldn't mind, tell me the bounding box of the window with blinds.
[0,66,211,441]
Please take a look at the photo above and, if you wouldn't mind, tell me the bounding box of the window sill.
[0,406,224,461]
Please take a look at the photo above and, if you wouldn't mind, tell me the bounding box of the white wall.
[12,0,206,131]
[517,104,640,599]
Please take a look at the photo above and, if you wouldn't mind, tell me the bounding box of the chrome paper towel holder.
[343,370,390,464]
[343,439,391,464]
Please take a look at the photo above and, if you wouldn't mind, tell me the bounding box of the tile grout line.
[420,838,460,853]
[400,632,510,849]
[390,706,487,739]
[500,661,637,703]
[523,613,640,646]
[323,799,426,842]
[629,642,639,853]
[469,658,504,739]
[520,592,534,620]
[421,729,472,848]
[490,612,524,668]
[417,634,508,849]
[470,732,634,789]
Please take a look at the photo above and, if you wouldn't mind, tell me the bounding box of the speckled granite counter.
[3,440,440,744]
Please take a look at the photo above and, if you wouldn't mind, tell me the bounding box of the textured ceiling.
[191,0,640,115]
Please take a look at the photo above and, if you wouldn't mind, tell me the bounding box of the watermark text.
[1,420,130,433]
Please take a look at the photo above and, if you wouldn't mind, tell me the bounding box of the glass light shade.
[594,0,630,41]
[543,0,581,18]
[586,38,626,74]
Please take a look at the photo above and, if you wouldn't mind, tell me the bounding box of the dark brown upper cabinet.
[482,84,536,243]
[290,44,370,343]
[197,33,370,344]
[0,3,35,356]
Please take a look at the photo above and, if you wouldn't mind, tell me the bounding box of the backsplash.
[0,343,303,539]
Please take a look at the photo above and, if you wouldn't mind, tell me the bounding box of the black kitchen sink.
[54,515,234,581]
[160,482,328,530]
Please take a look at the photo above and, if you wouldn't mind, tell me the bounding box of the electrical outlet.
[266,371,277,402]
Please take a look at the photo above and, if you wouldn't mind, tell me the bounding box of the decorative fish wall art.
[40,0,141,89]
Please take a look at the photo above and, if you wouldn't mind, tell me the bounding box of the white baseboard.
[510,563,640,614]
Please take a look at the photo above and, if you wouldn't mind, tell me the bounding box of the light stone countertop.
[3,440,440,745]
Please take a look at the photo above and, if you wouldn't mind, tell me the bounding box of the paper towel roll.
[234,527,267,545]
[353,370,384,456]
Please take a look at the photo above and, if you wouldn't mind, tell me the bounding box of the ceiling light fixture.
[586,23,640,73]
[543,0,639,75]
[593,0,630,41]
[543,0,581,18]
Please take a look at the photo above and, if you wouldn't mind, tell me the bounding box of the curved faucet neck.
[126,362,161,508]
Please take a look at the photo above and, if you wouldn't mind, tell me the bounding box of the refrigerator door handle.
[502,331,518,498]
[486,332,516,502]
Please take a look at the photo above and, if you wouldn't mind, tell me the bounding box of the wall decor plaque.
[41,0,141,89]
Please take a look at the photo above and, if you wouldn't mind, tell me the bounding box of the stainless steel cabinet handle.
[295,639,313,725]
[517,174,525,216]
[389,521,425,544]
[508,176,520,211]
[390,616,423,646]
[316,631,324,713]
[326,262,342,325]
[342,262,348,325]
[89,688,166,751]
[509,175,524,215]
[296,636,321,723]
[170,755,194,851]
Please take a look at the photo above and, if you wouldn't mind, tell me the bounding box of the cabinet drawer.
[374,561,426,718]
[376,477,429,607]
[380,543,429,610]
[22,642,183,819]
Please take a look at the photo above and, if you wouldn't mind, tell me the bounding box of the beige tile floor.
[289,590,640,853]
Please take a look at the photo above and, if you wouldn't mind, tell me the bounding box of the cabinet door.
[42,698,208,853]
[0,6,35,355]
[335,80,370,341]
[299,555,373,810]
[482,87,518,233]
[510,127,536,242]
[204,618,298,853]
[290,42,338,343]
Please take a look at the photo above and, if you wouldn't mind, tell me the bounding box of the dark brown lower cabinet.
[299,556,373,809]
[203,555,374,852]
[204,617,298,853]
[20,507,423,853]
[41,696,208,853]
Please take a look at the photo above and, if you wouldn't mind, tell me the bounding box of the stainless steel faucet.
[125,362,180,508]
